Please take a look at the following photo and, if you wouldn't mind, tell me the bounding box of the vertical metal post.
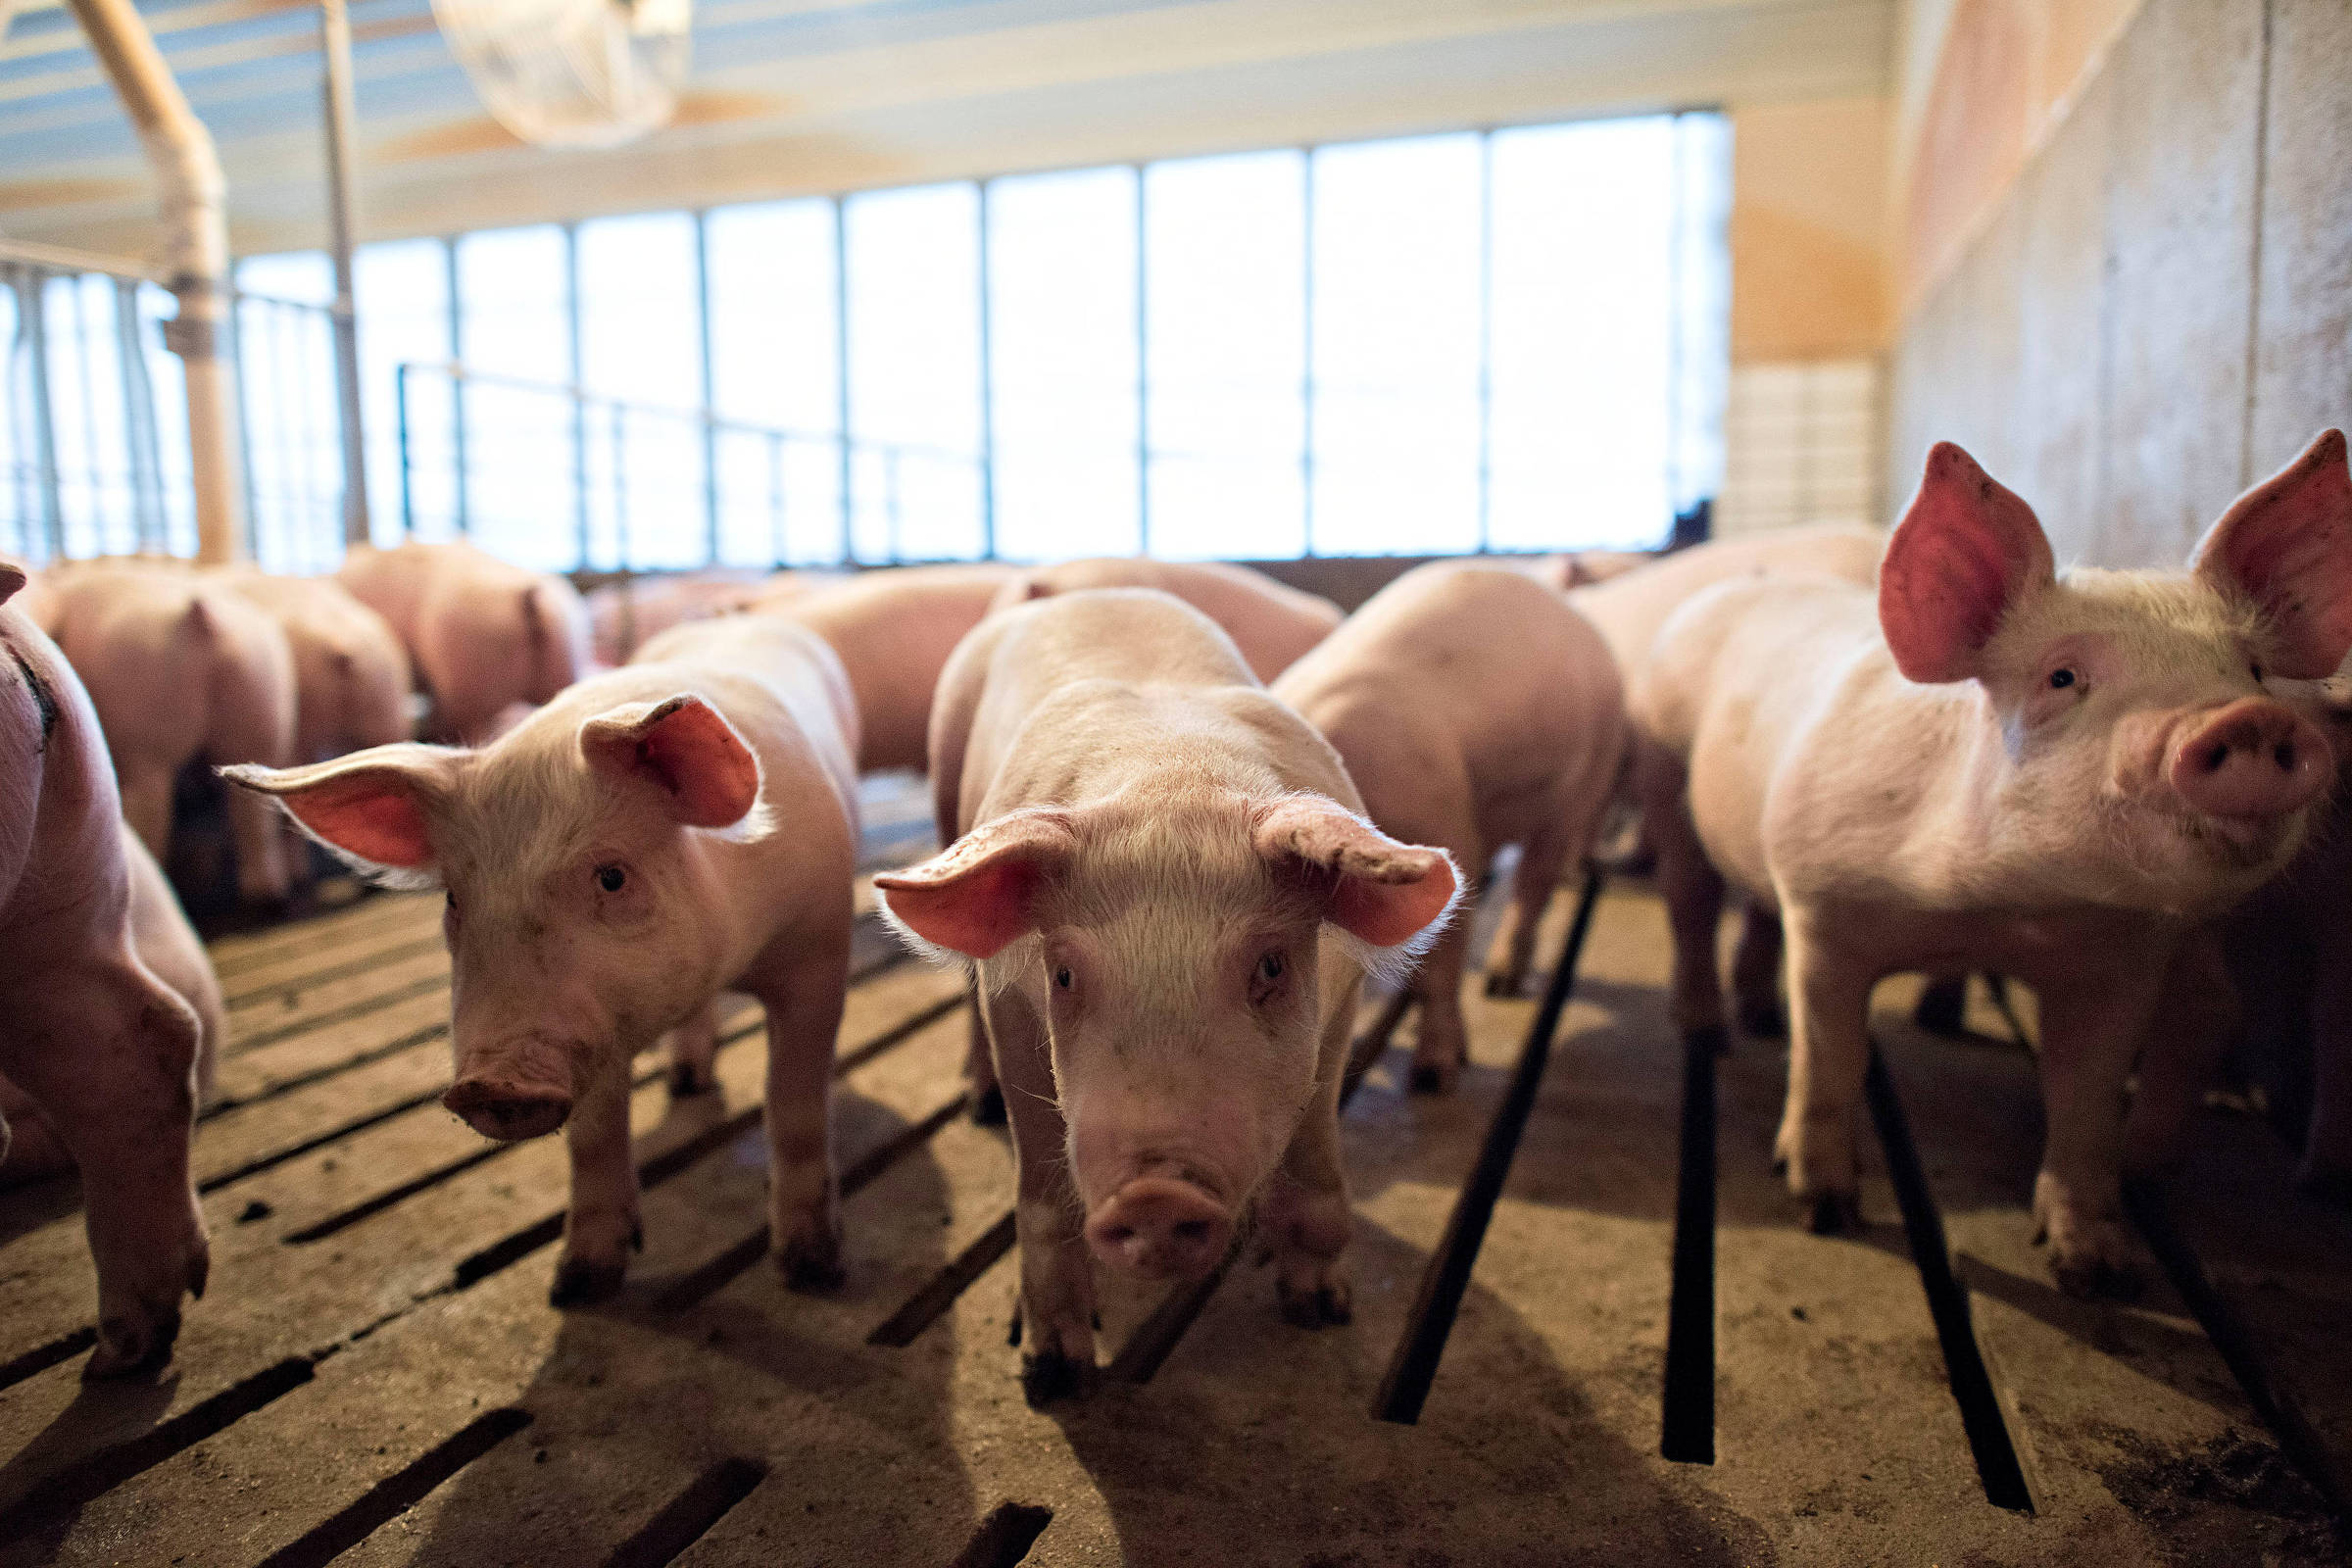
[975,180,997,562]
[227,280,259,544]
[610,400,630,568]
[395,360,414,536]
[694,209,720,566]
[767,429,786,565]
[18,269,65,559]
[113,277,165,550]
[832,196,854,564]
[1664,114,1687,530]
[564,222,587,566]
[319,0,370,550]
[67,277,106,548]
[1476,131,1494,556]
[443,238,468,534]
[1133,164,1149,557]
[1299,148,1318,558]
[884,447,901,564]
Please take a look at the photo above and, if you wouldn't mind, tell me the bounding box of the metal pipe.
[64,0,248,563]
[15,268,66,560]
[975,180,996,563]
[694,209,719,567]
[319,0,369,549]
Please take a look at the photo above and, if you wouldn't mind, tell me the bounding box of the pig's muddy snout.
[443,1035,581,1141]
[2166,697,2333,821]
[1083,1173,1233,1280]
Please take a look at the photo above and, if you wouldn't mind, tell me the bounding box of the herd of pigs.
[3,429,2350,1405]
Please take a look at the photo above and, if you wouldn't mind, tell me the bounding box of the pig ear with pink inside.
[872,808,1077,961]
[2191,428,2352,680]
[1253,796,1461,983]
[578,694,768,837]
[221,745,456,887]
[1879,442,2057,684]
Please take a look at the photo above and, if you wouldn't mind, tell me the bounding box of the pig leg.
[1638,745,1729,1044]
[989,984,1096,1402]
[225,782,293,906]
[118,761,176,865]
[2033,962,2168,1298]
[1773,913,1873,1234]
[1732,905,1786,1038]
[760,939,851,1292]
[1485,821,1570,1000]
[2123,934,2234,1174]
[1408,898,1478,1095]
[551,1065,640,1306]
[2298,909,2352,1201]
[3,958,210,1376]
[665,1001,719,1098]
[1260,962,1362,1326]
[963,984,1004,1125]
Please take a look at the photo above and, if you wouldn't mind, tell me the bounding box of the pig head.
[879,789,1455,1281]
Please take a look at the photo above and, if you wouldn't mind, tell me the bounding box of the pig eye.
[1257,952,1286,984]
[2047,667,2078,691]
[595,864,627,893]
[1054,966,1073,991]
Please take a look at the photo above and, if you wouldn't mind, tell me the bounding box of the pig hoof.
[1278,1280,1353,1329]
[666,1062,714,1099]
[1736,1002,1786,1039]
[777,1235,846,1293]
[1020,1350,1089,1407]
[1804,1192,1862,1236]
[550,1258,628,1307]
[85,1311,179,1380]
[971,1085,1007,1127]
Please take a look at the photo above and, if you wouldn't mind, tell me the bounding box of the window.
[577,213,704,570]
[354,238,455,549]
[454,225,572,570]
[705,199,843,566]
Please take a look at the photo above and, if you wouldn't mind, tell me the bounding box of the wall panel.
[2249,0,2352,483]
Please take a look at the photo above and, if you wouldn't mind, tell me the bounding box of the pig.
[212,567,411,760]
[1273,564,1626,1091]
[42,560,299,905]
[989,559,1344,684]
[875,588,1458,1399]
[587,569,780,666]
[1,827,222,1185]
[1571,524,1887,1036]
[225,611,861,1303]
[335,541,592,744]
[770,564,1017,774]
[0,562,213,1375]
[1631,432,2352,1296]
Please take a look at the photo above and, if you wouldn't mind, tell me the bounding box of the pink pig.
[775,564,1017,773]
[226,612,861,1302]
[335,541,592,744]
[1632,432,2352,1295]
[213,567,412,760]
[1273,564,1626,1090]
[41,560,299,904]
[0,563,213,1375]
[990,559,1344,684]
[876,588,1457,1400]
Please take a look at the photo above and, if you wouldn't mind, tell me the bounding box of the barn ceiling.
[0,0,1895,262]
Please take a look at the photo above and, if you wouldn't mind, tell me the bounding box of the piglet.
[1274,564,1625,1090]
[41,560,298,904]
[336,541,592,744]
[0,562,213,1375]
[990,559,1343,683]
[1632,432,2352,1295]
[876,588,1457,1401]
[227,612,861,1302]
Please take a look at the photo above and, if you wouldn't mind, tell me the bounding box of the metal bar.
[112,276,165,551]
[394,359,413,536]
[767,429,785,566]
[832,195,854,564]
[694,209,719,567]
[1659,1017,1719,1463]
[975,180,996,563]
[1664,114,1686,526]
[610,401,629,569]
[227,282,259,547]
[1133,163,1149,558]
[884,447,900,564]
[444,237,467,535]
[69,273,109,551]
[0,237,166,283]
[1476,130,1494,555]
[564,223,587,568]
[1299,147,1316,558]
[319,0,369,549]
[20,269,65,559]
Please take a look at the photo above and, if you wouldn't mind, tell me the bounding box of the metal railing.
[3,241,343,571]
[392,362,983,570]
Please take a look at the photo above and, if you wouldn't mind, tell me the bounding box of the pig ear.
[0,563,24,608]
[2192,429,2352,680]
[1879,442,2056,683]
[221,746,453,876]
[1253,796,1460,952]
[579,695,761,829]
[873,808,1076,959]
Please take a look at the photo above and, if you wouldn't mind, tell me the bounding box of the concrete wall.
[1887,0,2352,567]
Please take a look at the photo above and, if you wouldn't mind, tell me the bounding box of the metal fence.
[2,242,344,572]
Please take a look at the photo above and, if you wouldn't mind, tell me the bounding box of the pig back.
[780,564,1017,773]
[999,559,1343,682]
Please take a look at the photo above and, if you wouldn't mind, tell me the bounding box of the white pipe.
[65,0,249,564]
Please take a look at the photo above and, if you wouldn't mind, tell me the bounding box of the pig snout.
[1083,1171,1233,1280]
[2166,697,2333,820]
[443,1034,581,1141]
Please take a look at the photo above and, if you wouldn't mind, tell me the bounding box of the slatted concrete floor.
[2,841,2349,1563]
